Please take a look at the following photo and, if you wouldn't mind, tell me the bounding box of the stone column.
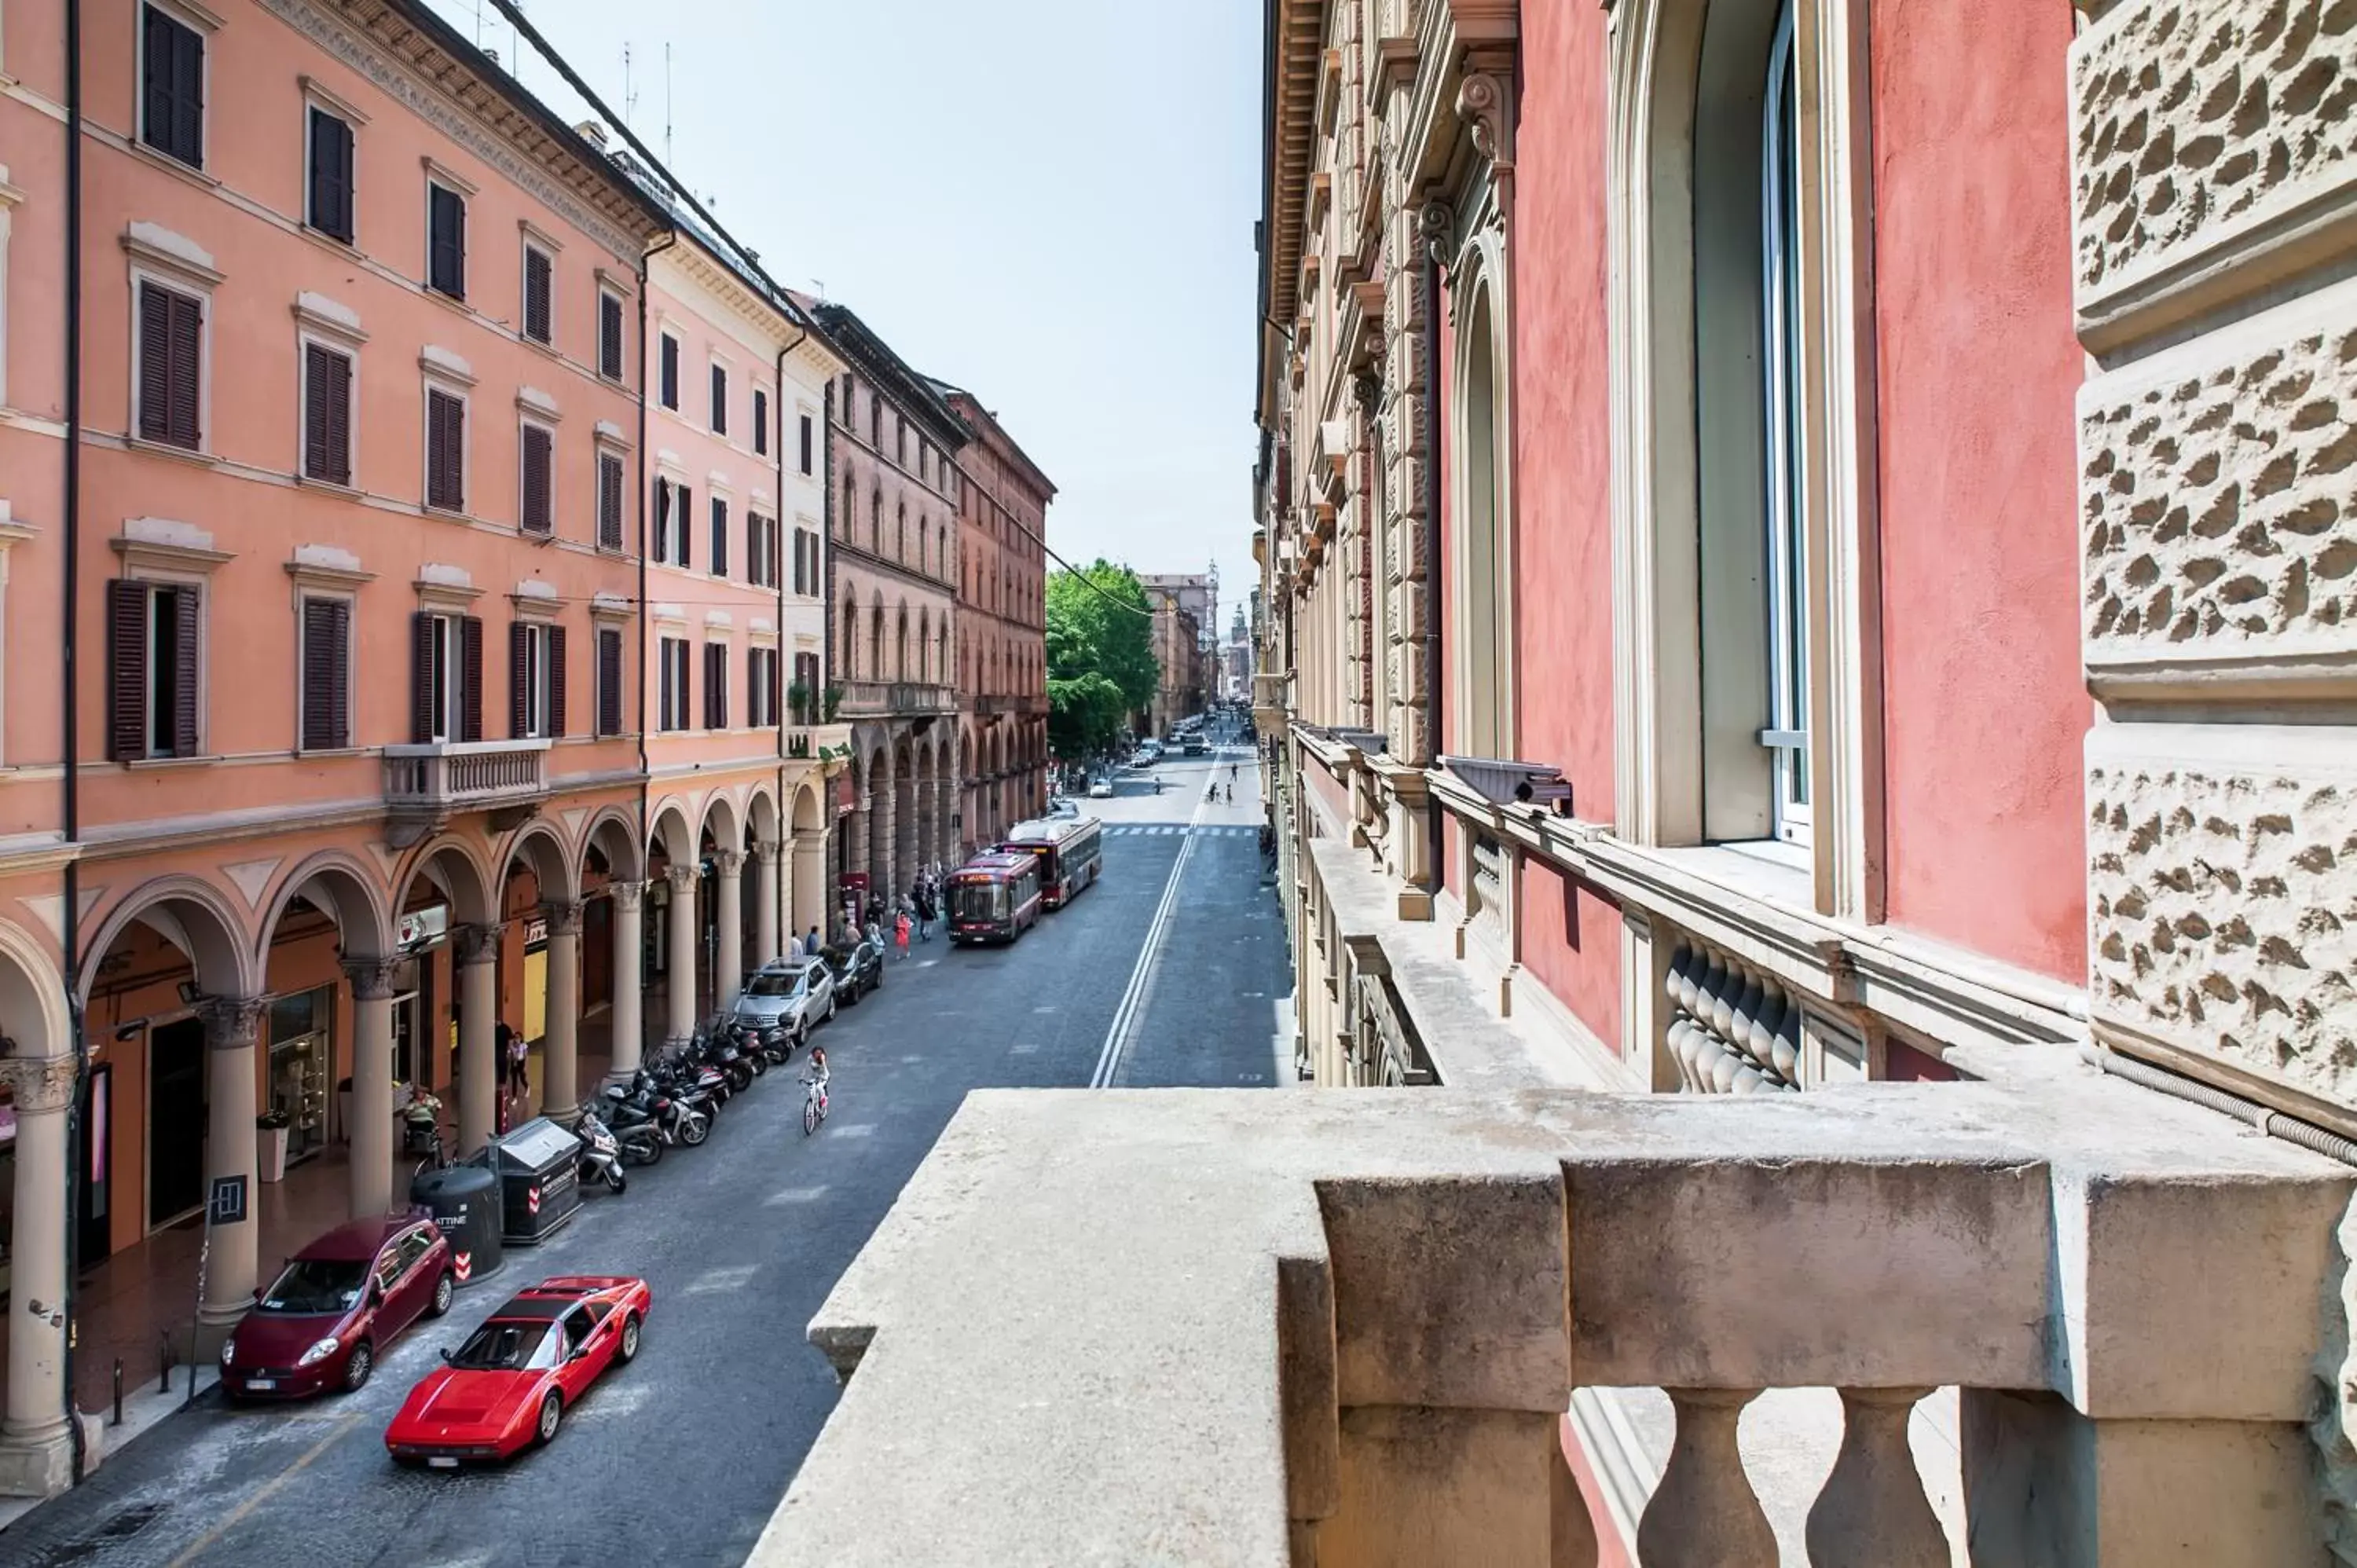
[541,901,582,1121]
[754,841,781,965]
[870,783,896,919]
[713,851,744,1013]
[343,959,398,1220]
[665,865,699,1046]
[0,1054,77,1497]
[608,881,644,1083]
[453,925,501,1155]
[199,997,266,1328]
[794,826,827,945]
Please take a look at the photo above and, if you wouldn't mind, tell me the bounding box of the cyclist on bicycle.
[806,1043,829,1086]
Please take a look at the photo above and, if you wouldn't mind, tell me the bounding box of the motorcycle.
[571,1108,629,1192]
[634,1064,714,1146]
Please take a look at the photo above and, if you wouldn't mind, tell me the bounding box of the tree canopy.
[1046,560,1159,760]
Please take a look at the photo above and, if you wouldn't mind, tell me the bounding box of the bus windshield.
[951,881,1006,922]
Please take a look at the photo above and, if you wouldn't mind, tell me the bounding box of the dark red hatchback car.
[222,1215,454,1401]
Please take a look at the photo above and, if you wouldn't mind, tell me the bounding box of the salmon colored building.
[937,384,1052,849]
[0,0,689,1497]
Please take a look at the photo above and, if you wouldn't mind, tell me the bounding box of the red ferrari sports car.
[383,1275,650,1467]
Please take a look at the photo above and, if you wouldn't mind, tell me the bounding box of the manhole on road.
[30,1500,170,1564]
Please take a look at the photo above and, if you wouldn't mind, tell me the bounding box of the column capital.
[714,850,745,877]
[453,922,505,967]
[665,864,701,894]
[754,839,783,865]
[610,879,646,912]
[544,899,586,936]
[201,995,268,1048]
[0,1053,76,1112]
[794,826,828,847]
[343,957,403,1001]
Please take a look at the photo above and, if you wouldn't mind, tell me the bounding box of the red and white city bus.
[997,815,1104,910]
[947,852,1043,945]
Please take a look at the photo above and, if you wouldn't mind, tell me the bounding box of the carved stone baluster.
[1805,1387,1945,1568]
[1637,1387,1773,1568]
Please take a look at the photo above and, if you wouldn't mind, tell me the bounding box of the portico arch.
[390,838,500,1154]
[0,921,72,1496]
[583,808,647,1083]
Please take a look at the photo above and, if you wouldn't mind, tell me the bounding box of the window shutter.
[678,486,692,569]
[170,20,204,168]
[547,625,568,737]
[429,186,465,297]
[523,248,552,344]
[711,496,728,578]
[660,336,677,408]
[410,612,436,744]
[323,348,351,484]
[170,587,201,756]
[137,284,171,442]
[106,581,148,760]
[460,614,484,742]
[800,414,813,475]
[598,453,624,550]
[427,390,464,511]
[310,110,354,242]
[599,294,624,380]
[509,621,532,738]
[746,647,759,729]
[301,598,349,750]
[522,424,552,533]
[597,627,622,737]
[651,478,670,563]
[303,344,343,483]
[753,390,768,456]
[710,365,727,434]
[142,11,177,159]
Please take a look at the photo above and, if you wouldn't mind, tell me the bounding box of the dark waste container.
[409,1163,503,1288]
[490,1117,583,1244]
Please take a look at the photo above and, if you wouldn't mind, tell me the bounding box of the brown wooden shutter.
[460,615,484,741]
[509,621,532,738]
[651,479,670,563]
[547,625,568,738]
[106,581,148,760]
[677,486,691,570]
[324,350,351,484]
[711,496,728,578]
[170,588,201,756]
[429,186,465,297]
[746,647,760,728]
[300,598,349,750]
[598,453,623,550]
[304,344,347,483]
[137,284,170,442]
[169,20,203,167]
[599,294,624,380]
[523,248,552,344]
[309,109,354,242]
[597,627,623,737]
[165,290,202,448]
[410,611,437,743]
[427,391,465,511]
[522,425,552,533]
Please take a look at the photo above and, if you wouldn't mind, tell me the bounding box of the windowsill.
[1651,839,1815,914]
[126,137,222,190]
[422,285,474,317]
[121,752,222,771]
[301,222,358,254]
[125,435,221,470]
[293,746,365,760]
[423,503,474,524]
[295,474,361,498]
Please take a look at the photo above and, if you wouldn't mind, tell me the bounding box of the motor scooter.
[572,1109,629,1193]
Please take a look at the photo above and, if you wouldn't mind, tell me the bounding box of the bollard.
[158,1333,174,1395]
[112,1360,123,1426]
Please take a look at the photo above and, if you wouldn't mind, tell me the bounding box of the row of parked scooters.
[567,1014,806,1195]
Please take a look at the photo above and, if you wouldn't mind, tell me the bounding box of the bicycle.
[801,1069,830,1136]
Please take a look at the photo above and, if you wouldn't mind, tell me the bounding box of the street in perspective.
[5,0,2357,1564]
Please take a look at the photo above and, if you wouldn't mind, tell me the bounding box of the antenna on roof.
[663,42,673,167]
[622,43,636,130]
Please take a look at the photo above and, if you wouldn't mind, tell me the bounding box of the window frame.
[752,387,768,456]
[709,358,729,437]
[422,378,470,516]
[424,174,469,302]
[658,634,690,733]
[295,591,356,753]
[658,330,681,411]
[596,285,627,383]
[1759,2,1810,848]
[702,640,730,731]
[303,102,357,246]
[517,415,557,536]
[520,240,555,348]
[798,411,814,476]
[137,2,210,172]
[421,610,465,746]
[514,620,552,740]
[129,266,211,455]
[297,333,356,489]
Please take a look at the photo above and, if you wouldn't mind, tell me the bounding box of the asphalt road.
[5,742,1288,1568]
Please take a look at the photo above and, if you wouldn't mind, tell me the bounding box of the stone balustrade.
[750,1061,2352,1566]
[1666,936,1802,1094]
[380,738,552,848]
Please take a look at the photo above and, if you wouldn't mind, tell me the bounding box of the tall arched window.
[896,503,907,562]
[896,603,910,680]
[871,490,882,551]
[1760,0,1809,845]
[1458,281,1509,757]
[918,612,931,680]
[869,593,884,678]
[841,471,854,539]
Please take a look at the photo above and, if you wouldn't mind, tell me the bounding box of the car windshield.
[257,1258,368,1314]
[744,969,805,998]
[446,1317,561,1372]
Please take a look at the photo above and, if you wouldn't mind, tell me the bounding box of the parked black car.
[827,937,886,1005]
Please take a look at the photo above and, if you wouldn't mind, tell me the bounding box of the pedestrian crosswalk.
[1102,823,1258,837]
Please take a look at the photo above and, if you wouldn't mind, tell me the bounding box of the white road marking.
[1010,1043,1039,1055]
[1032,1005,1057,1013]
[765,1185,829,1205]
[682,1264,762,1295]
[570,1383,656,1422]
[1091,790,1211,1089]
[834,1123,876,1138]
[900,1053,925,1064]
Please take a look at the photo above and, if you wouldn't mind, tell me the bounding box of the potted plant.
[823,683,845,721]
[786,680,813,725]
[256,1108,291,1184]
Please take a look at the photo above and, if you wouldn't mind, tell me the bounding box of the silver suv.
[733,957,836,1045]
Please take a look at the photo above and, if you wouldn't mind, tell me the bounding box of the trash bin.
[489,1117,583,1245]
[410,1163,503,1288]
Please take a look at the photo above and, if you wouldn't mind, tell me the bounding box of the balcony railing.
[786,723,856,762]
[749,1070,2344,1566]
[382,739,551,848]
[837,680,957,718]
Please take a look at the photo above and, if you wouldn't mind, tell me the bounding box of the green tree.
[1046,560,1159,761]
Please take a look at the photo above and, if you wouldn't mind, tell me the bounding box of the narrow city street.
[2,749,1285,1568]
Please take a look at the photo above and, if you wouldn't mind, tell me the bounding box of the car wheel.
[535,1391,563,1447]
[427,1270,456,1318]
[618,1313,642,1364]
[343,1341,374,1393]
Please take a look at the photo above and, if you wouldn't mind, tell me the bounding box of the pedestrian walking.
[808,924,824,958]
[506,1024,530,1104]
[894,910,912,962]
[1225,782,1233,804]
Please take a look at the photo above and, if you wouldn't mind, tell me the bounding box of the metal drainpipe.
[772,324,805,941]
[1421,229,1446,906]
[638,231,676,837]
[63,0,90,1484]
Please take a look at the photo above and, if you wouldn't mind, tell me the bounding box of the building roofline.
[931,381,1058,502]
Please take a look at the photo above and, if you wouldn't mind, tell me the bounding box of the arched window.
[896,502,907,562]
[841,596,858,677]
[871,490,882,551]
[918,612,931,680]
[1759,0,1809,845]
[840,471,854,539]
[869,593,884,678]
[1457,280,1509,758]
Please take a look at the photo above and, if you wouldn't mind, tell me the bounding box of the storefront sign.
[208,1174,249,1225]
[523,918,548,947]
[398,906,449,951]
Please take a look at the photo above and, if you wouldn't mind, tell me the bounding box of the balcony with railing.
[785,723,856,763]
[381,739,551,847]
[836,680,958,720]
[749,1068,2346,1566]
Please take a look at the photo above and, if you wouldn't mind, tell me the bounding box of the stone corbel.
[1458,71,1516,181]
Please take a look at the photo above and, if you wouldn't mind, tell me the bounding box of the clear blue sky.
[439,0,1264,630]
